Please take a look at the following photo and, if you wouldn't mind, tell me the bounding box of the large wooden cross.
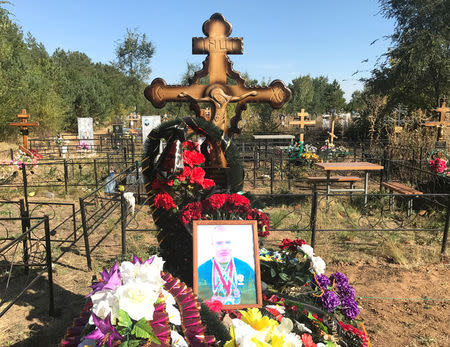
[144,13,291,167]
[289,109,316,143]
[328,116,338,144]
[9,109,39,157]
[425,97,450,141]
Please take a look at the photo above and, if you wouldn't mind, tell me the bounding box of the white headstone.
[142,115,161,142]
[77,117,94,148]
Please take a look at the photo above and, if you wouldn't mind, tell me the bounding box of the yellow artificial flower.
[259,254,273,262]
[224,325,236,347]
[239,308,278,331]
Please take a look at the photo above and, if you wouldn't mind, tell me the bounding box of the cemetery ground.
[0,174,448,347]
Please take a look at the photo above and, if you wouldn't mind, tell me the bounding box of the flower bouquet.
[78,141,91,151]
[148,140,270,282]
[61,255,217,347]
[428,151,449,176]
[299,152,322,167]
[253,239,370,346]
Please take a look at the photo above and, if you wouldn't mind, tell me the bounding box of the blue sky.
[7,1,395,101]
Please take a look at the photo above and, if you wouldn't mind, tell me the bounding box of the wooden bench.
[381,181,422,216]
[307,176,362,193]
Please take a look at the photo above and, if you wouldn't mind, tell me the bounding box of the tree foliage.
[286,75,346,116]
[114,28,155,113]
[367,0,449,110]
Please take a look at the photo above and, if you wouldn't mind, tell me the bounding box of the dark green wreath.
[141,117,244,284]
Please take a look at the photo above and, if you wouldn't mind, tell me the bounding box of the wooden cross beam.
[9,109,39,156]
[328,118,338,144]
[144,13,291,152]
[289,109,315,142]
[425,97,450,141]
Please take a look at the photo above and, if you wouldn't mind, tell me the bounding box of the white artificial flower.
[162,289,181,325]
[119,261,139,284]
[170,330,188,346]
[117,280,160,321]
[90,289,119,324]
[294,321,312,334]
[119,257,165,288]
[283,333,303,347]
[231,318,258,346]
[273,317,293,335]
[317,344,326,347]
[311,256,326,275]
[300,244,314,258]
[137,262,166,288]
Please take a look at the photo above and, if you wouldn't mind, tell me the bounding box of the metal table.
[314,162,384,204]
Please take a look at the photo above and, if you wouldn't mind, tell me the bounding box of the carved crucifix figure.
[144,13,291,167]
[179,87,257,130]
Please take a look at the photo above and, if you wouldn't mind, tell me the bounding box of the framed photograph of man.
[193,220,262,309]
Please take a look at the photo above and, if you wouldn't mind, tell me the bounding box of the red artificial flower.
[227,193,250,208]
[201,178,215,189]
[206,194,229,210]
[154,192,176,210]
[176,166,191,182]
[180,201,203,224]
[301,333,317,347]
[190,167,205,185]
[338,322,370,346]
[280,238,306,251]
[247,208,270,237]
[267,294,279,303]
[204,300,223,313]
[183,150,205,167]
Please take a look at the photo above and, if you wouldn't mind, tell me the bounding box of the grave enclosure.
[0,12,449,347]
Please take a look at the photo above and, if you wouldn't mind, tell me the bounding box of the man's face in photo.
[213,231,232,263]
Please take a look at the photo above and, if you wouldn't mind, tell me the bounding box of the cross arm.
[425,121,450,126]
[228,80,291,109]
[9,122,39,127]
[144,78,206,108]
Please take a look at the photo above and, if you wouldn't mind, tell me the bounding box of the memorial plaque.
[142,115,161,143]
[77,117,94,148]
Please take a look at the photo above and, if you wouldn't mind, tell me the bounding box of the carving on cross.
[9,109,39,157]
[425,96,450,141]
[144,13,291,167]
[289,109,315,143]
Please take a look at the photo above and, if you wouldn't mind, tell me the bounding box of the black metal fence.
[0,212,54,317]
[78,162,144,269]
[254,191,449,255]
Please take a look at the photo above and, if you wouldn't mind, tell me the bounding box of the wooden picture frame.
[193,220,262,309]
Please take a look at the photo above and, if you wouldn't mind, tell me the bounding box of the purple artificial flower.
[88,262,121,297]
[331,272,348,287]
[340,297,360,320]
[320,290,340,312]
[132,255,155,264]
[315,274,331,289]
[337,283,356,299]
[85,313,122,347]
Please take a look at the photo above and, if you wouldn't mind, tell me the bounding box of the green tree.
[367,0,449,110]
[114,28,155,114]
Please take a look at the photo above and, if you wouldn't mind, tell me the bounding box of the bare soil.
[0,157,448,346]
[0,220,448,347]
